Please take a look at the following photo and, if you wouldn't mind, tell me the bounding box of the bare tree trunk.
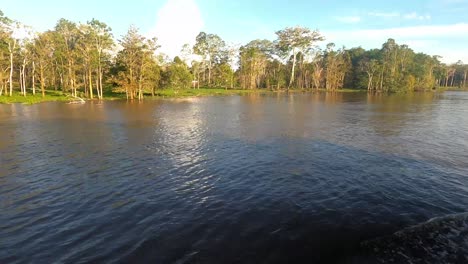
[68,60,74,96]
[450,71,455,87]
[32,61,36,95]
[98,52,103,99]
[95,75,100,99]
[288,50,297,90]
[463,70,467,88]
[88,68,93,99]
[138,81,142,100]
[367,74,373,91]
[21,61,26,96]
[19,68,23,95]
[9,43,14,96]
[40,63,45,98]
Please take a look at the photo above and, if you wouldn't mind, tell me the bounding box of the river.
[1,91,467,263]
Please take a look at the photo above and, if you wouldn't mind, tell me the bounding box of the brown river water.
[1,91,467,263]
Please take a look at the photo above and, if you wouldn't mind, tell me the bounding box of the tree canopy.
[0,9,466,100]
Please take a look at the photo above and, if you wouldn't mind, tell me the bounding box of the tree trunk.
[463,70,467,88]
[40,63,45,98]
[288,50,297,90]
[367,73,373,91]
[450,71,455,87]
[98,52,103,99]
[9,42,14,96]
[32,61,36,95]
[138,82,142,100]
[84,72,88,97]
[68,60,74,96]
[22,61,26,96]
[88,67,93,99]
[19,68,23,95]
[95,74,100,99]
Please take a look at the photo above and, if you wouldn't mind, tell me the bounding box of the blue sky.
[2,0,468,63]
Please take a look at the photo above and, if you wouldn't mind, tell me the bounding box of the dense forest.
[1,10,467,100]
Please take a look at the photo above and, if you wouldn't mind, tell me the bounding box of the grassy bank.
[153,88,258,97]
[1,87,436,105]
[0,88,260,104]
[0,91,71,104]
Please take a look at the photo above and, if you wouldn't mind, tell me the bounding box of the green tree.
[88,19,113,99]
[275,26,324,89]
[31,31,55,97]
[116,26,159,100]
[55,19,79,96]
[239,39,273,89]
[193,32,227,86]
[161,56,192,89]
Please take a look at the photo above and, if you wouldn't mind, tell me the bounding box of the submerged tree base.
[0,88,257,104]
[1,87,456,105]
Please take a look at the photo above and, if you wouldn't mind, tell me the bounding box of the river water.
[1,92,467,263]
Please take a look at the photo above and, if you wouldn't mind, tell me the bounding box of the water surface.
[1,92,467,263]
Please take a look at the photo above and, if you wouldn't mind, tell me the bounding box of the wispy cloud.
[368,12,400,18]
[403,12,431,20]
[334,16,361,24]
[368,11,431,20]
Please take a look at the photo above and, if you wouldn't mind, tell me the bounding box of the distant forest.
[1,10,467,99]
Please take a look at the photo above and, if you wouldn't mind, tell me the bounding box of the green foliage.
[0,90,70,104]
[160,58,192,89]
[1,9,467,102]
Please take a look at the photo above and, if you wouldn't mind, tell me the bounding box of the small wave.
[358,213,468,263]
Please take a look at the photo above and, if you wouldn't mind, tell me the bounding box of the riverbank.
[0,89,259,104]
[1,87,456,105]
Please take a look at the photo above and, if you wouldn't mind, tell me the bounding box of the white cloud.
[368,12,400,18]
[368,11,431,21]
[334,16,361,23]
[403,12,431,20]
[149,0,204,59]
[325,23,468,63]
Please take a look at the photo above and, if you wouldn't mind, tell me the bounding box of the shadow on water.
[118,138,468,264]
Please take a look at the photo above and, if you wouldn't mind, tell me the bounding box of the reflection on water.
[1,91,467,263]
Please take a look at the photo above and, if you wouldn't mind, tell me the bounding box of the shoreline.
[0,87,461,105]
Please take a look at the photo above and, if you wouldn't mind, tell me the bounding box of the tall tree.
[77,23,96,98]
[116,26,159,100]
[193,32,226,86]
[239,39,273,89]
[0,15,19,96]
[88,19,113,99]
[275,26,324,89]
[32,31,55,97]
[55,19,78,96]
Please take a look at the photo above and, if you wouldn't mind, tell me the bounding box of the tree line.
[1,10,467,99]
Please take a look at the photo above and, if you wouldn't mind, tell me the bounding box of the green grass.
[0,88,261,104]
[0,87,390,105]
[0,90,70,104]
[153,88,259,97]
